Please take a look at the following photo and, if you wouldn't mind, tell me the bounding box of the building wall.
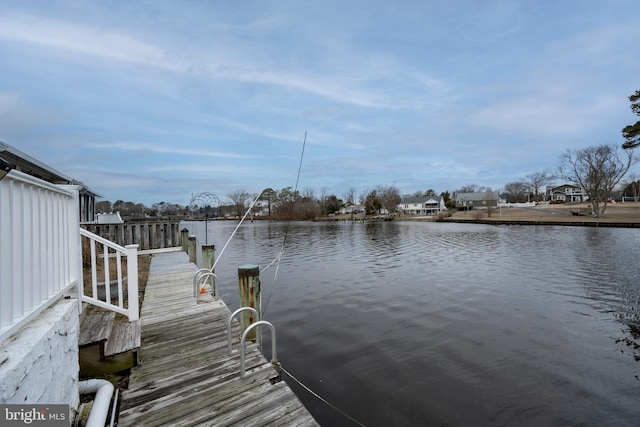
[0,298,79,415]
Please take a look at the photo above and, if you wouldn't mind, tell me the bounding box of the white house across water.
[399,195,446,216]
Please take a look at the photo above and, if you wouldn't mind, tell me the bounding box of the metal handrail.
[240,320,277,378]
[193,268,218,298]
[193,268,209,296]
[227,307,259,355]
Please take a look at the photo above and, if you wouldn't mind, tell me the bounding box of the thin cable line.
[262,132,306,317]
[278,364,367,427]
[212,134,305,271]
[282,130,307,250]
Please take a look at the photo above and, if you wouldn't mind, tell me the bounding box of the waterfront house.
[1,141,139,424]
[0,141,101,223]
[96,211,125,224]
[455,191,499,210]
[399,195,445,216]
[545,184,589,202]
[339,204,365,214]
[252,198,271,217]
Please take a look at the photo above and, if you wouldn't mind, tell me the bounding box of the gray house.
[0,141,101,223]
[455,191,499,210]
[545,184,588,202]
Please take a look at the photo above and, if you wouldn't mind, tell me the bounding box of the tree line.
[98,185,443,220]
[207,185,407,220]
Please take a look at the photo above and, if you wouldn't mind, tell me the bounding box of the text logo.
[1,405,68,426]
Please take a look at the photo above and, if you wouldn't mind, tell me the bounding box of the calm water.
[182,220,640,427]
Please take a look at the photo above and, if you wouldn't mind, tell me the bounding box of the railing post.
[181,228,189,252]
[188,235,197,263]
[126,244,139,321]
[76,242,84,315]
[238,265,261,342]
[202,244,215,285]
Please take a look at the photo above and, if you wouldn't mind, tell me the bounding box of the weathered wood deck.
[118,251,319,426]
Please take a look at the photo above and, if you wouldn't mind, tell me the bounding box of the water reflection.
[182,220,640,426]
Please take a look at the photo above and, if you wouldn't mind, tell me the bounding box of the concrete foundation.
[0,298,80,420]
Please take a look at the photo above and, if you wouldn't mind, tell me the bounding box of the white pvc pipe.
[79,379,114,427]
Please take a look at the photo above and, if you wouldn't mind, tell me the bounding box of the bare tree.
[343,187,356,206]
[319,186,329,216]
[378,185,402,215]
[227,189,251,218]
[458,184,478,193]
[526,170,553,202]
[250,192,261,217]
[362,185,401,215]
[486,187,496,217]
[302,187,315,201]
[358,188,369,207]
[558,144,637,218]
[504,181,531,203]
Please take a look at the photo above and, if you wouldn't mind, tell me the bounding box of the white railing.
[80,228,139,321]
[0,170,82,341]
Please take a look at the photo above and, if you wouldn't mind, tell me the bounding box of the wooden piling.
[238,264,261,341]
[188,235,197,263]
[202,244,215,285]
[181,228,189,252]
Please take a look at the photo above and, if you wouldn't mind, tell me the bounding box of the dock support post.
[202,244,215,285]
[188,235,197,264]
[181,228,189,252]
[238,264,261,342]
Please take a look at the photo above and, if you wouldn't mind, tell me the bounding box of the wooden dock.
[118,251,319,426]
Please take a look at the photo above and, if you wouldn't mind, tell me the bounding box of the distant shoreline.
[439,217,640,228]
[439,202,640,228]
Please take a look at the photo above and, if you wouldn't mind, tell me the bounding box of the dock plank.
[118,251,318,426]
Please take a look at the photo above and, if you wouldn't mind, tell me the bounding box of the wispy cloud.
[470,91,613,136]
[0,10,450,111]
[0,12,183,70]
[2,1,639,204]
[85,142,256,159]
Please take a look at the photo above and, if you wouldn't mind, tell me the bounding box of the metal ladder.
[227,307,278,378]
[193,268,218,298]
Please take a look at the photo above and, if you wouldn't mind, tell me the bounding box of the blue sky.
[1,1,639,206]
